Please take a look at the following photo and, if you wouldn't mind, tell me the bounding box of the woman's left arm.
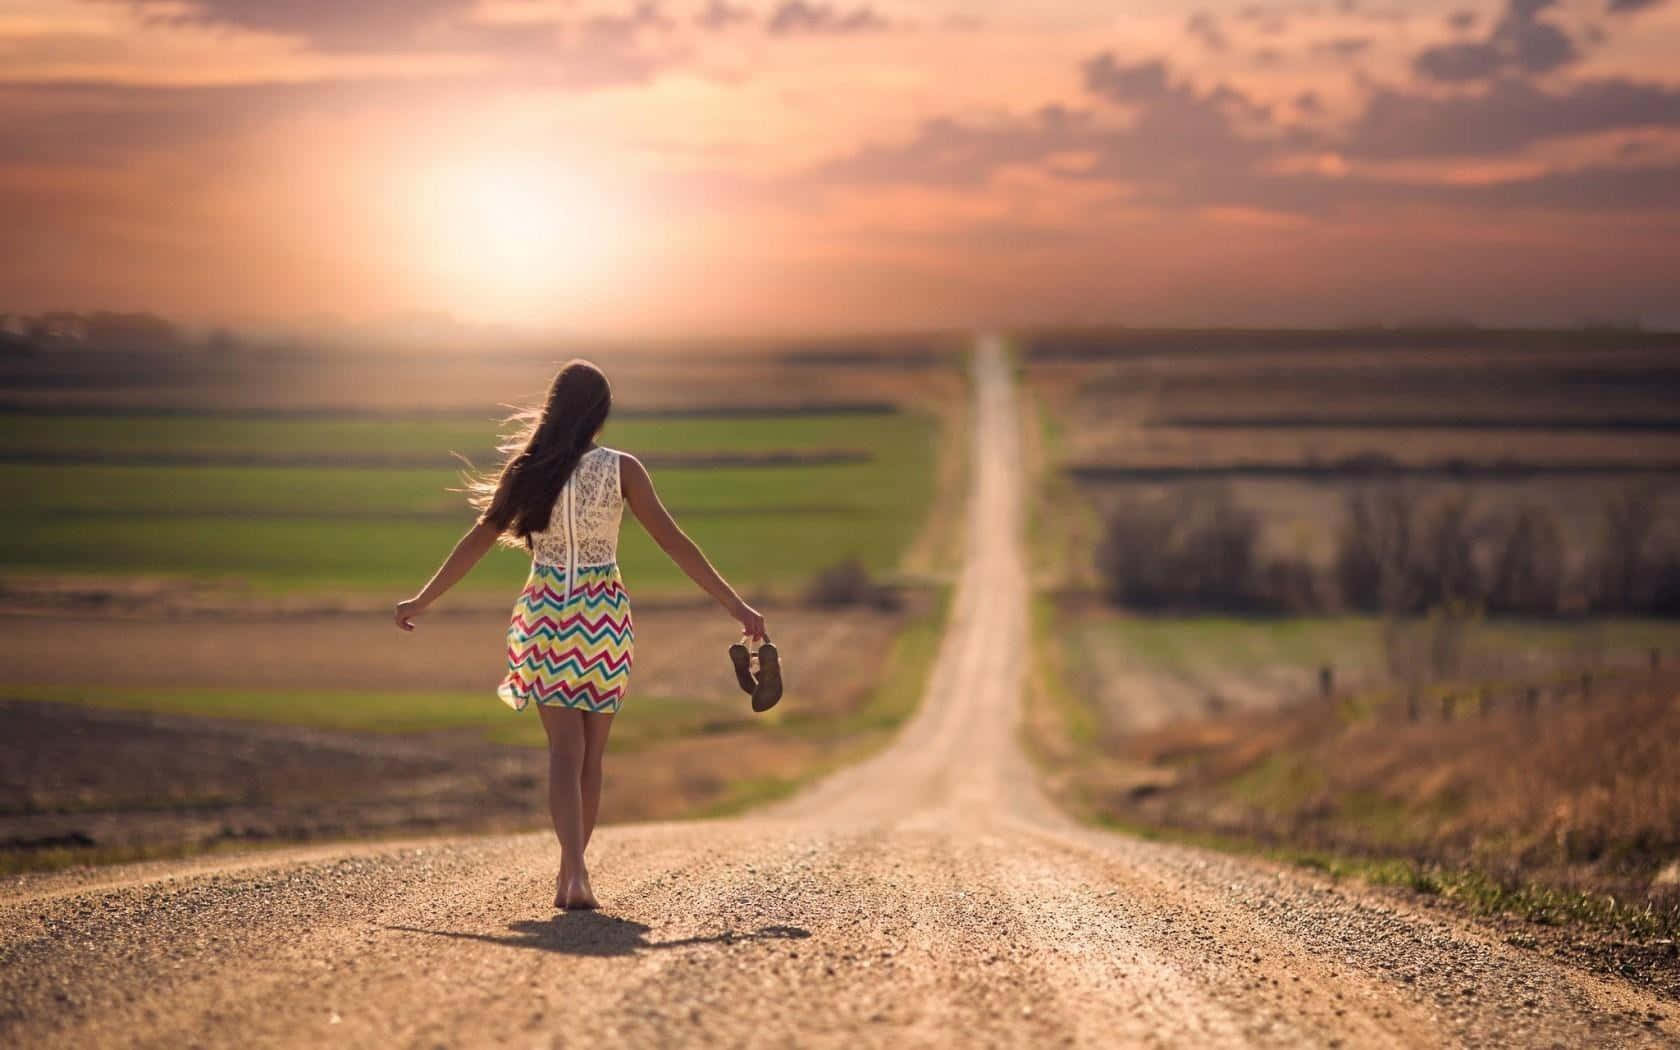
[394,520,502,631]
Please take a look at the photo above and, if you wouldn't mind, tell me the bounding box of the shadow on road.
[386,914,811,958]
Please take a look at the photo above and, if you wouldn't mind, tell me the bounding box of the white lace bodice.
[528,447,623,569]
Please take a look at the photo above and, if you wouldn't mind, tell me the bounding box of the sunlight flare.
[408,157,632,317]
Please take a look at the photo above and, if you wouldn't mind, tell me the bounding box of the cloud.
[579,3,674,44]
[0,79,447,167]
[1340,76,1680,158]
[1236,4,1290,34]
[112,0,470,50]
[1313,36,1375,60]
[1414,0,1580,82]
[812,54,1281,197]
[806,100,1680,218]
[1186,11,1228,51]
[1241,161,1680,213]
[1081,55,1173,104]
[810,105,1094,188]
[696,0,753,30]
[766,1,889,35]
[803,46,1680,224]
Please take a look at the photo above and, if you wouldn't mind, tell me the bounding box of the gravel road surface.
[1,339,1673,1048]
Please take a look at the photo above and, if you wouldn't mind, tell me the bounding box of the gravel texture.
[1,340,1674,1049]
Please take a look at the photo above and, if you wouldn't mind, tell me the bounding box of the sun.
[407,158,631,319]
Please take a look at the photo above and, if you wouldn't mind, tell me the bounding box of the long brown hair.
[467,359,612,549]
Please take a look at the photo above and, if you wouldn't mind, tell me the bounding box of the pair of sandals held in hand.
[728,636,783,712]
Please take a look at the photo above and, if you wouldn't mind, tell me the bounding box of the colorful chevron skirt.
[497,562,634,714]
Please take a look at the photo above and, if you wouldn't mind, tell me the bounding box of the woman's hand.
[394,598,424,632]
[733,601,767,642]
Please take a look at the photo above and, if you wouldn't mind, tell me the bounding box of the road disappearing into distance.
[2,337,1674,1048]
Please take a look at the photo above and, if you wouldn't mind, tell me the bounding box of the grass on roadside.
[1097,813,1680,942]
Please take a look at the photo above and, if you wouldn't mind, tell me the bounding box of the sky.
[3,0,1680,334]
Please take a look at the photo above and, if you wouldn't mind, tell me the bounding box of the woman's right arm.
[620,453,766,640]
[394,519,501,631]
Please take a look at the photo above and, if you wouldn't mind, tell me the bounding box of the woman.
[394,359,766,910]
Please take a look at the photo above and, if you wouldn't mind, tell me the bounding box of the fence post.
[1319,665,1334,699]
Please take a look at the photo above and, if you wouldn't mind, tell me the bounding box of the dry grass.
[1087,672,1680,910]
[1026,608,1680,994]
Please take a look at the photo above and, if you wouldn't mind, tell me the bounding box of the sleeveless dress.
[497,446,635,714]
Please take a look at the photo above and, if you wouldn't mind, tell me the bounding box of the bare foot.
[553,872,566,910]
[561,874,598,911]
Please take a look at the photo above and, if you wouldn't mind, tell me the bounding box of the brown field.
[1025,331,1680,591]
[0,335,966,416]
[0,592,934,869]
[0,598,902,704]
[1029,335,1680,457]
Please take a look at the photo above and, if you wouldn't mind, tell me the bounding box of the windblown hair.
[466,359,612,550]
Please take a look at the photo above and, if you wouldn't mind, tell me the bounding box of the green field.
[0,684,749,753]
[0,411,939,594]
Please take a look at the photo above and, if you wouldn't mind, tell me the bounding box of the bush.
[1338,488,1565,617]
[1335,486,1416,612]
[1097,482,1677,619]
[1256,556,1322,615]
[1095,487,1273,612]
[805,558,902,611]
[1589,486,1675,615]
[1485,506,1564,615]
[1412,497,1481,609]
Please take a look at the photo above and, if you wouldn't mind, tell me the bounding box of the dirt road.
[1,338,1673,1048]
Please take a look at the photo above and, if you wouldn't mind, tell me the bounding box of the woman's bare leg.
[580,711,615,847]
[536,705,595,910]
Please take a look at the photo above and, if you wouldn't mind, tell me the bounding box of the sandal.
[728,637,758,696]
[751,641,783,713]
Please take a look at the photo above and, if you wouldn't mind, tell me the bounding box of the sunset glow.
[3,0,1680,332]
[408,159,633,316]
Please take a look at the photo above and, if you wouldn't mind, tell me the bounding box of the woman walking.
[394,360,766,910]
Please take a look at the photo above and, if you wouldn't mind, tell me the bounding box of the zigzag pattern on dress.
[498,562,635,714]
[506,611,633,646]
[505,643,632,681]
[497,672,625,713]
[516,577,625,610]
